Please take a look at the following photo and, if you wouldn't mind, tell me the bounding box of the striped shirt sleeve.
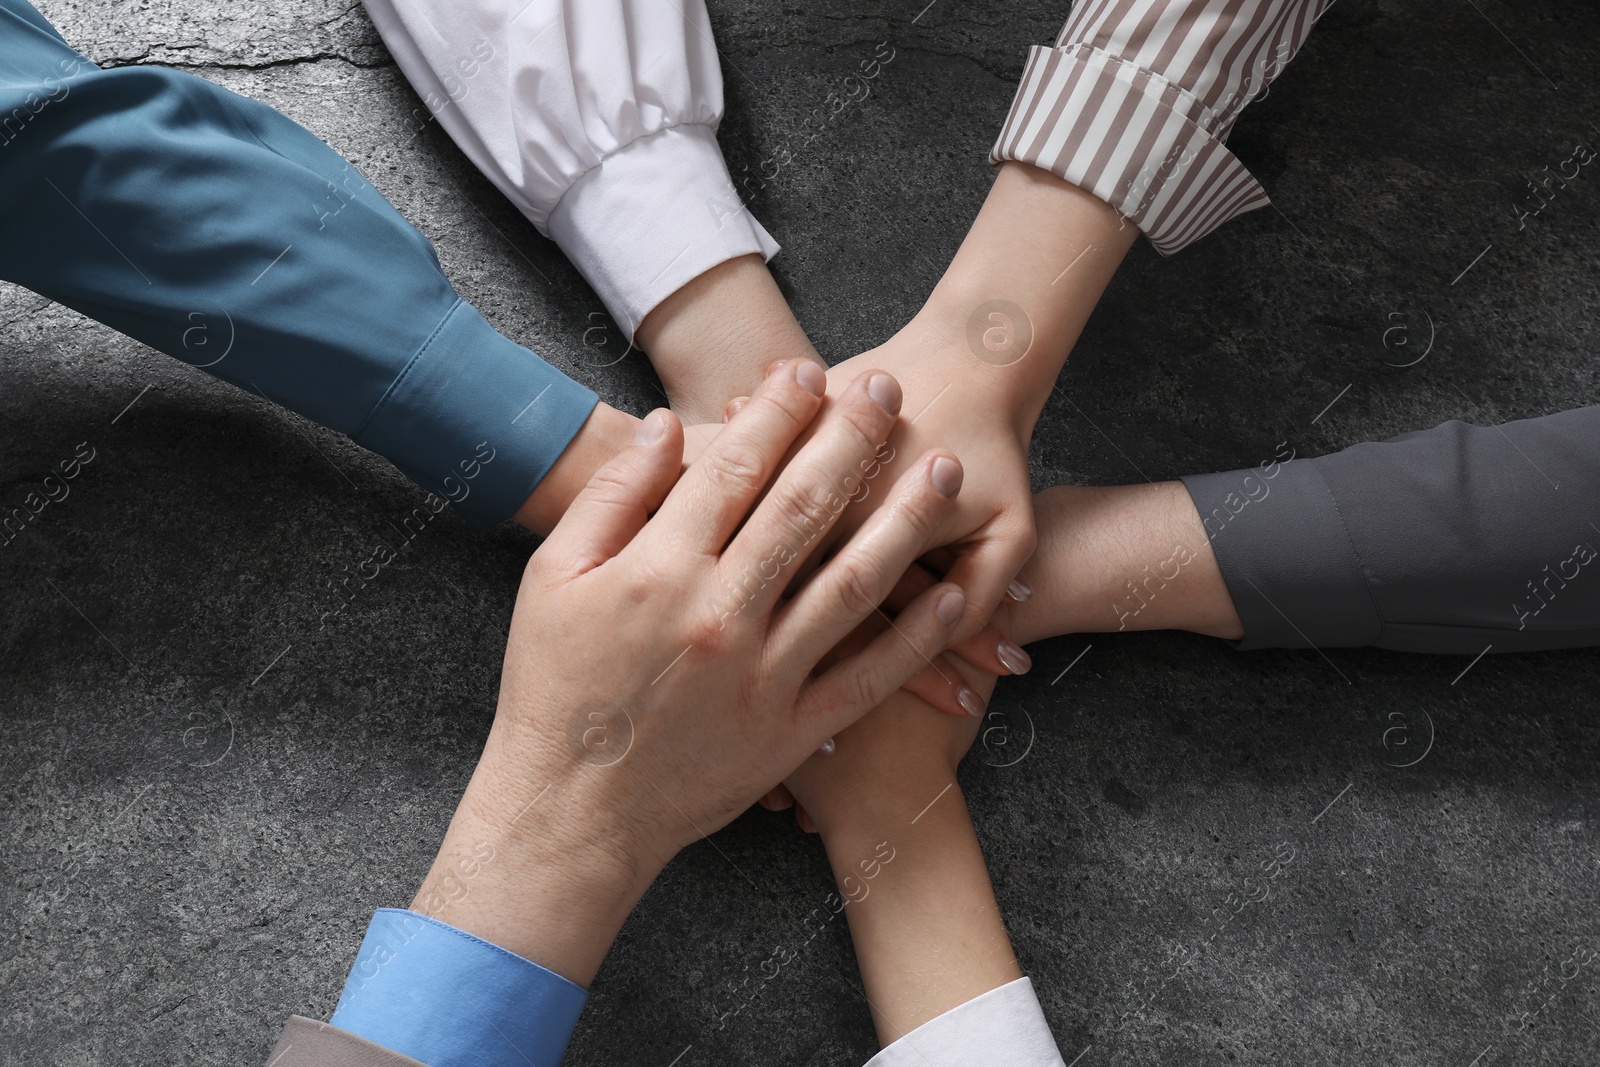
[991,0,1330,255]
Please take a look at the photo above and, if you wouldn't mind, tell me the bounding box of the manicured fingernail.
[818,738,836,754]
[1007,578,1033,602]
[795,360,826,395]
[958,686,986,717]
[866,372,901,413]
[724,396,748,420]
[996,640,1032,674]
[631,410,666,445]
[935,589,966,627]
[766,360,790,377]
[930,456,962,497]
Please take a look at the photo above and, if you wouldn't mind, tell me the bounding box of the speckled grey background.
[3,1,1599,1065]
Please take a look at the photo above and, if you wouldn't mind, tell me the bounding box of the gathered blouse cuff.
[547,122,778,337]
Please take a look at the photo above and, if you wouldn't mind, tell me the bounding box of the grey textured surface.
[3,1,1600,1065]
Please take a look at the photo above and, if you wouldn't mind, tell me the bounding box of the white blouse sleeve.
[361,0,779,337]
[864,977,1067,1067]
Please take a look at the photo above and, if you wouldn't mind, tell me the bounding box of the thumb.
[540,409,683,574]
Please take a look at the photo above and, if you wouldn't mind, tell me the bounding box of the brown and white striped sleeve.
[991,0,1330,255]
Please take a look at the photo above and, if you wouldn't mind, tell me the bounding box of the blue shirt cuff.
[355,299,599,531]
[329,908,588,1067]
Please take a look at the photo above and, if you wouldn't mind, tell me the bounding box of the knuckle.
[888,478,945,543]
[750,382,815,435]
[702,440,767,498]
[845,665,881,713]
[584,462,637,508]
[622,557,669,608]
[773,477,842,549]
[876,483,947,556]
[829,556,886,620]
[828,388,892,460]
[681,608,732,656]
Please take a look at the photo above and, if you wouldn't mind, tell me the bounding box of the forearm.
[823,780,1020,1046]
[914,163,1139,430]
[635,254,825,424]
[1009,483,1243,644]
[322,737,641,1067]
[409,729,650,988]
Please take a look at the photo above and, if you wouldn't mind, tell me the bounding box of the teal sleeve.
[0,0,597,527]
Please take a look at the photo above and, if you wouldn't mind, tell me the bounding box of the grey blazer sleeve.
[1181,406,1600,654]
[265,1016,425,1067]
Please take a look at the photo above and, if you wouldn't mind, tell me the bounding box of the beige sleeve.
[265,1016,430,1067]
[992,0,1330,253]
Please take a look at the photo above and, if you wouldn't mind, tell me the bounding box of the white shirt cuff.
[863,977,1066,1067]
[547,122,779,338]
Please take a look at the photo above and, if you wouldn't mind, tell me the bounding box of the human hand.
[820,320,1038,644]
[776,673,1023,1046]
[413,360,970,985]
[876,554,1030,718]
[716,376,1030,718]
[775,653,994,839]
[708,163,1142,649]
[899,483,1244,723]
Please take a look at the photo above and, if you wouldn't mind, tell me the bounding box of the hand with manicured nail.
[410,360,969,988]
[712,387,1030,722]
[865,556,1032,718]
[819,337,1038,646]
[780,671,987,841]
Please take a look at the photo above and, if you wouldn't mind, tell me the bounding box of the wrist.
[513,403,639,535]
[822,782,1022,1045]
[808,757,961,849]
[412,743,658,987]
[914,162,1139,429]
[636,254,824,424]
[889,302,1046,435]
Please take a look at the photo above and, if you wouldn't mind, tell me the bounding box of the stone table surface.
[2,2,1598,1065]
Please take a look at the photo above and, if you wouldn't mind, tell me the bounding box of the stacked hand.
[775,655,989,837]
[414,361,972,985]
[702,327,1042,717]
[776,653,1024,1045]
[715,328,1040,647]
[821,322,1039,644]
[418,160,1242,1050]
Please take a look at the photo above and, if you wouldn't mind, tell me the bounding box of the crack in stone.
[318,2,367,27]
[98,50,394,73]
[0,296,57,334]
